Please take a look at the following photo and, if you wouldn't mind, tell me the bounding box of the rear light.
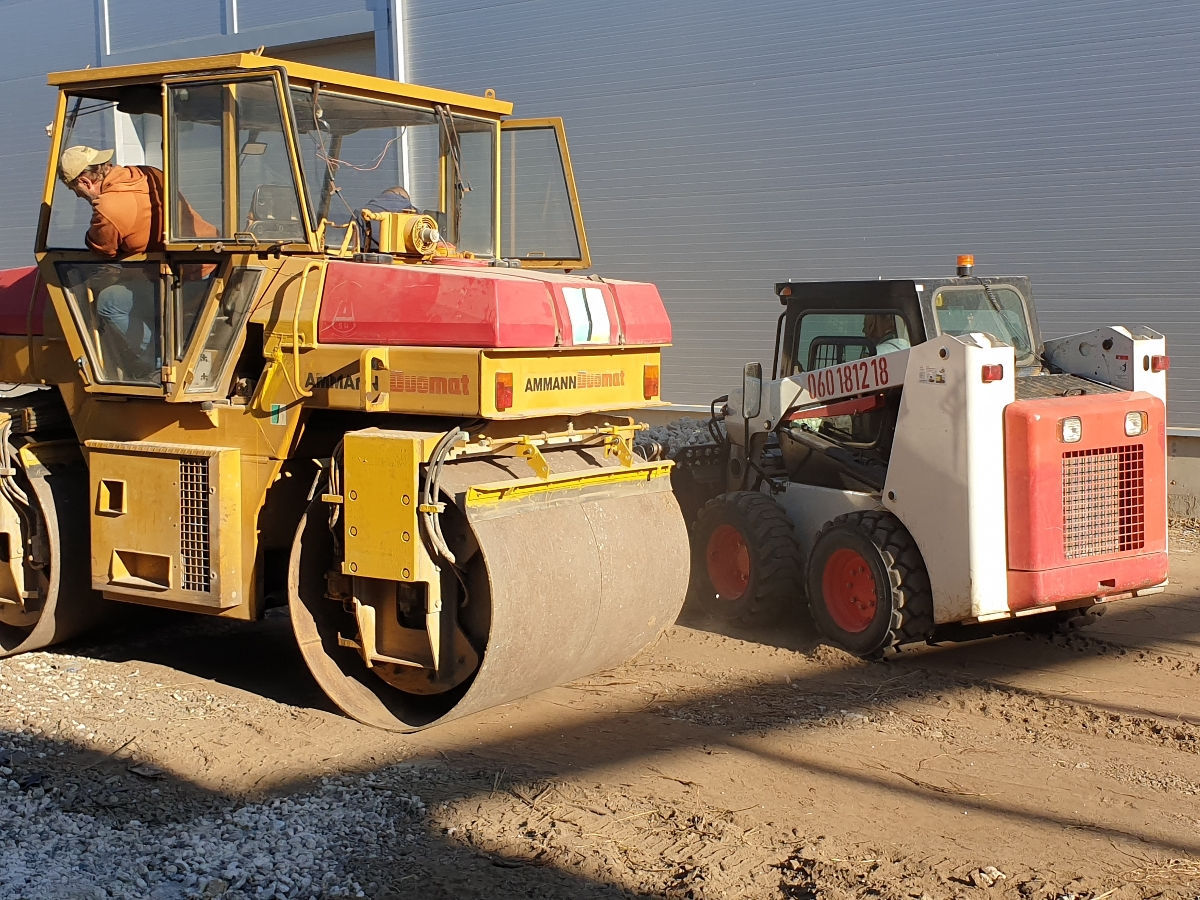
[1124,410,1147,436]
[643,364,660,400]
[1150,355,1170,372]
[495,372,513,411]
[1059,416,1082,443]
[981,363,1004,383]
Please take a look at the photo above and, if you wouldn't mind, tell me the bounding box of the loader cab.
[775,275,1041,378]
[772,275,1041,486]
[36,53,591,399]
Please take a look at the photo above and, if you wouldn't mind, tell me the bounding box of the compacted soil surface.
[4,524,1200,899]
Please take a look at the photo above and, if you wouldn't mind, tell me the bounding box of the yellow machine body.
[0,53,689,732]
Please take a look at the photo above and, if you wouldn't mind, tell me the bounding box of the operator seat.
[246,185,304,240]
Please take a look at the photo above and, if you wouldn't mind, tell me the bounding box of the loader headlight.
[1124,410,1148,436]
[1058,416,1082,443]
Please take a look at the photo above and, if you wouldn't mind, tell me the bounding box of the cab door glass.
[171,262,219,361]
[237,83,305,241]
[168,83,226,238]
[53,261,164,386]
[184,267,263,394]
[168,79,302,242]
[789,311,909,446]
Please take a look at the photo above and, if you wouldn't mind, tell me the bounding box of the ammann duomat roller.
[0,54,688,730]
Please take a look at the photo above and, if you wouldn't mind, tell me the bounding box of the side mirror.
[742,361,763,419]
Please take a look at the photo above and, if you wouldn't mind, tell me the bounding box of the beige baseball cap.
[60,145,114,183]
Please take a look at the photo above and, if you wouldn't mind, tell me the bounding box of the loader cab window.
[167,79,305,242]
[289,88,496,255]
[932,284,1036,366]
[46,90,164,250]
[787,310,909,450]
[789,311,910,375]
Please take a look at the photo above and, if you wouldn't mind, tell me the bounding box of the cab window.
[47,89,164,250]
[789,311,910,374]
[932,284,1035,365]
[289,88,496,255]
[54,261,164,386]
[168,79,305,242]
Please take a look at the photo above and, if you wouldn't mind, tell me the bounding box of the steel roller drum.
[0,455,109,657]
[290,447,689,731]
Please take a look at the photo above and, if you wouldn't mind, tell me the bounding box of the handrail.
[290,261,322,398]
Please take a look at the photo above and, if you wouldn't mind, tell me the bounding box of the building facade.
[2,0,1198,439]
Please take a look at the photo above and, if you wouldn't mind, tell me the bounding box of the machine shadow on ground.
[42,577,1200,874]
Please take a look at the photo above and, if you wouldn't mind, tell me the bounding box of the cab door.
[499,118,591,270]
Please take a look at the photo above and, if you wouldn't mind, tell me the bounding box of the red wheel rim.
[821,548,878,633]
[706,524,751,599]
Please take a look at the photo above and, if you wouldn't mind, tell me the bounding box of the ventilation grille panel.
[179,458,212,592]
[1062,445,1145,559]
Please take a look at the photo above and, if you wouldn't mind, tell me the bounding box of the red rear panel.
[605,280,673,345]
[317,260,672,349]
[1005,390,1167,610]
[0,266,48,336]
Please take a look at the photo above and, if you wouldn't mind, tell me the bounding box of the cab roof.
[47,52,514,117]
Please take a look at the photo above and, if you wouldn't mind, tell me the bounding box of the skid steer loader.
[680,257,1168,656]
[0,53,689,731]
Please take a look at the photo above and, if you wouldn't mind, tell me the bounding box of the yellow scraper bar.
[465,460,673,507]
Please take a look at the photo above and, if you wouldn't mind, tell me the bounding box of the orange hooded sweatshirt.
[85,165,165,257]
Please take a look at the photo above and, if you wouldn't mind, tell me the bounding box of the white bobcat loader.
[677,257,1169,656]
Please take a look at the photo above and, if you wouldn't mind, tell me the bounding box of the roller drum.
[289,450,689,731]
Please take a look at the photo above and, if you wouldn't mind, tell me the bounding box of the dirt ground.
[6,525,1200,899]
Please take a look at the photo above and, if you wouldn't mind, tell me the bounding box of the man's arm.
[85,207,120,257]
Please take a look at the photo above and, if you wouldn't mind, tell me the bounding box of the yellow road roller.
[0,53,688,731]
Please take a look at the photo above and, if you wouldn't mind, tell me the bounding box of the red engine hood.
[316,259,672,349]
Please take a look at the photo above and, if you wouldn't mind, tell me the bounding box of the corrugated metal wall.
[1,0,1197,425]
[0,0,97,265]
[403,0,1200,425]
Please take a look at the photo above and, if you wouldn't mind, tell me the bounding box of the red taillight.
[1150,355,1170,372]
[643,364,660,400]
[981,363,1004,383]
[495,372,513,410]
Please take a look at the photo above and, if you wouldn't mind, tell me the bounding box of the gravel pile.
[0,742,429,900]
[635,416,722,459]
[0,653,436,900]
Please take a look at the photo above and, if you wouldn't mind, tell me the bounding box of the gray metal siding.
[0,0,377,272]
[404,0,1200,425]
[0,0,98,264]
[108,4,224,53]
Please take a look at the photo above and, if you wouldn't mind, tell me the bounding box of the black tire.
[807,510,932,657]
[688,491,803,618]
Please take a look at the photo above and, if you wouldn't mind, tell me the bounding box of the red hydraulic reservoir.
[1004,390,1167,610]
[317,259,672,349]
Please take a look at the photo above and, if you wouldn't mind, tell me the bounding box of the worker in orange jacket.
[60,145,215,376]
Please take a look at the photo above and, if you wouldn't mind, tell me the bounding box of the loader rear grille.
[179,458,212,592]
[1062,444,1145,559]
